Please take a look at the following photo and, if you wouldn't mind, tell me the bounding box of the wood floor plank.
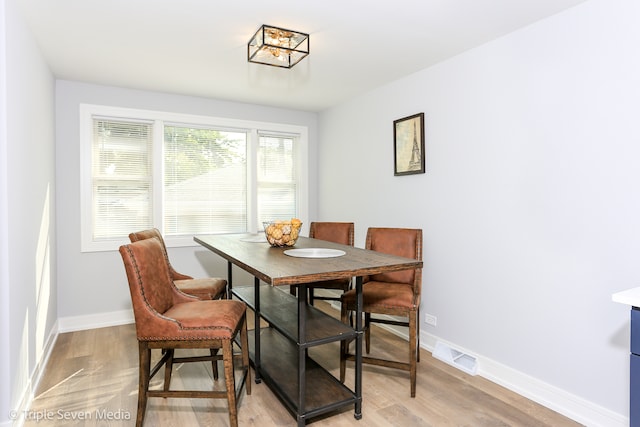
[23,301,582,427]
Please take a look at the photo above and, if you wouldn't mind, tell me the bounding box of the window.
[81,105,308,252]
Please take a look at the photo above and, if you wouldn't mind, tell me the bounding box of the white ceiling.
[19,0,587,112]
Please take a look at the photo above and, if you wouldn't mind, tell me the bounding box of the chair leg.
[339,304,348,383]
[163,349,174,392]
[417,306,421,363]
[240,316,251,395]
[364,312,371,354]
[137,342,151,427]
[210,348,219,380]
[222,339,238,427]
[409,310,417,398]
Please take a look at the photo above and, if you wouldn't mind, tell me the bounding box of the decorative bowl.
[263,219,302,247]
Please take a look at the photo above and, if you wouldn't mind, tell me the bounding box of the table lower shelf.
[233,285,357,346]
[249,327,357,421]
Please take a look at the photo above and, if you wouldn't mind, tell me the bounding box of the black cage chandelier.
[248,25,309,69]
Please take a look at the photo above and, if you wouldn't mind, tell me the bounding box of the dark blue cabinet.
[632,309,640,355]
[632,353,639,427]
[632,308,640,427]
[613,289,640,426]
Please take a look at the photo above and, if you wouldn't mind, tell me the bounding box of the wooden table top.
[194,234,423,286]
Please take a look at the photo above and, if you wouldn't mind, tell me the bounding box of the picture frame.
[393,112,425,176]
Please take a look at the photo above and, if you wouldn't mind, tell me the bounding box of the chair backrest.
[119,238,184,336]
[365,227,422,289]
[309,222,354,246]
[129,228,163,244]
[128,228,191,281]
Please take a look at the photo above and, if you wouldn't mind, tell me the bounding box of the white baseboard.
[11,320,59,427]
[481,357,627,427]
[325,296,626,427]
[57,309,134,333]
[419,331,626,427]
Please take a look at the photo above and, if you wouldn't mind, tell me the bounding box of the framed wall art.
[393,112,425,176]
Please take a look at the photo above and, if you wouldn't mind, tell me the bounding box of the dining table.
[194,233,423,426]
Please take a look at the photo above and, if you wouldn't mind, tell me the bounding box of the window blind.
[257,133,297,225]
[91,119,153,240]
[163,125,248,235]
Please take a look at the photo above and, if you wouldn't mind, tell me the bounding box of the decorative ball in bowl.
[263,219,302,247]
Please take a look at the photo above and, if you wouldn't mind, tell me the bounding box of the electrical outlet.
[425,313,437,326]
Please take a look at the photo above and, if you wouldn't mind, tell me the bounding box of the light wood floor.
[24,301,582,427]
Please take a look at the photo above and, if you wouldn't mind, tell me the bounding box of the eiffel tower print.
[408,120,421,170]
[394,112,424,176]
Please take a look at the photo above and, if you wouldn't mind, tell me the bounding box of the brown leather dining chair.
[119,237,251,427]
[340,227,423,397]
[129,229,228,380]
[129,228,228,300]
[290,221,355,305]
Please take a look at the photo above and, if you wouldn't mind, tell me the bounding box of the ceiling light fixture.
[247,25,309,69]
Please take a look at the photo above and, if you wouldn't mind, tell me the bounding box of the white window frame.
[80,104,308,252]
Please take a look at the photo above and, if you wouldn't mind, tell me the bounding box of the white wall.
[55,81,319,322]
[318,0,637,424]
[2,0,57,424]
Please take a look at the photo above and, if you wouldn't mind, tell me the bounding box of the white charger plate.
[284,248,346,258]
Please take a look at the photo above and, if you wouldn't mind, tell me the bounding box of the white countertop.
[612,287,640,307]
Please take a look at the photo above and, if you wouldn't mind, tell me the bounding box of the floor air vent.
[432,341,478,375]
